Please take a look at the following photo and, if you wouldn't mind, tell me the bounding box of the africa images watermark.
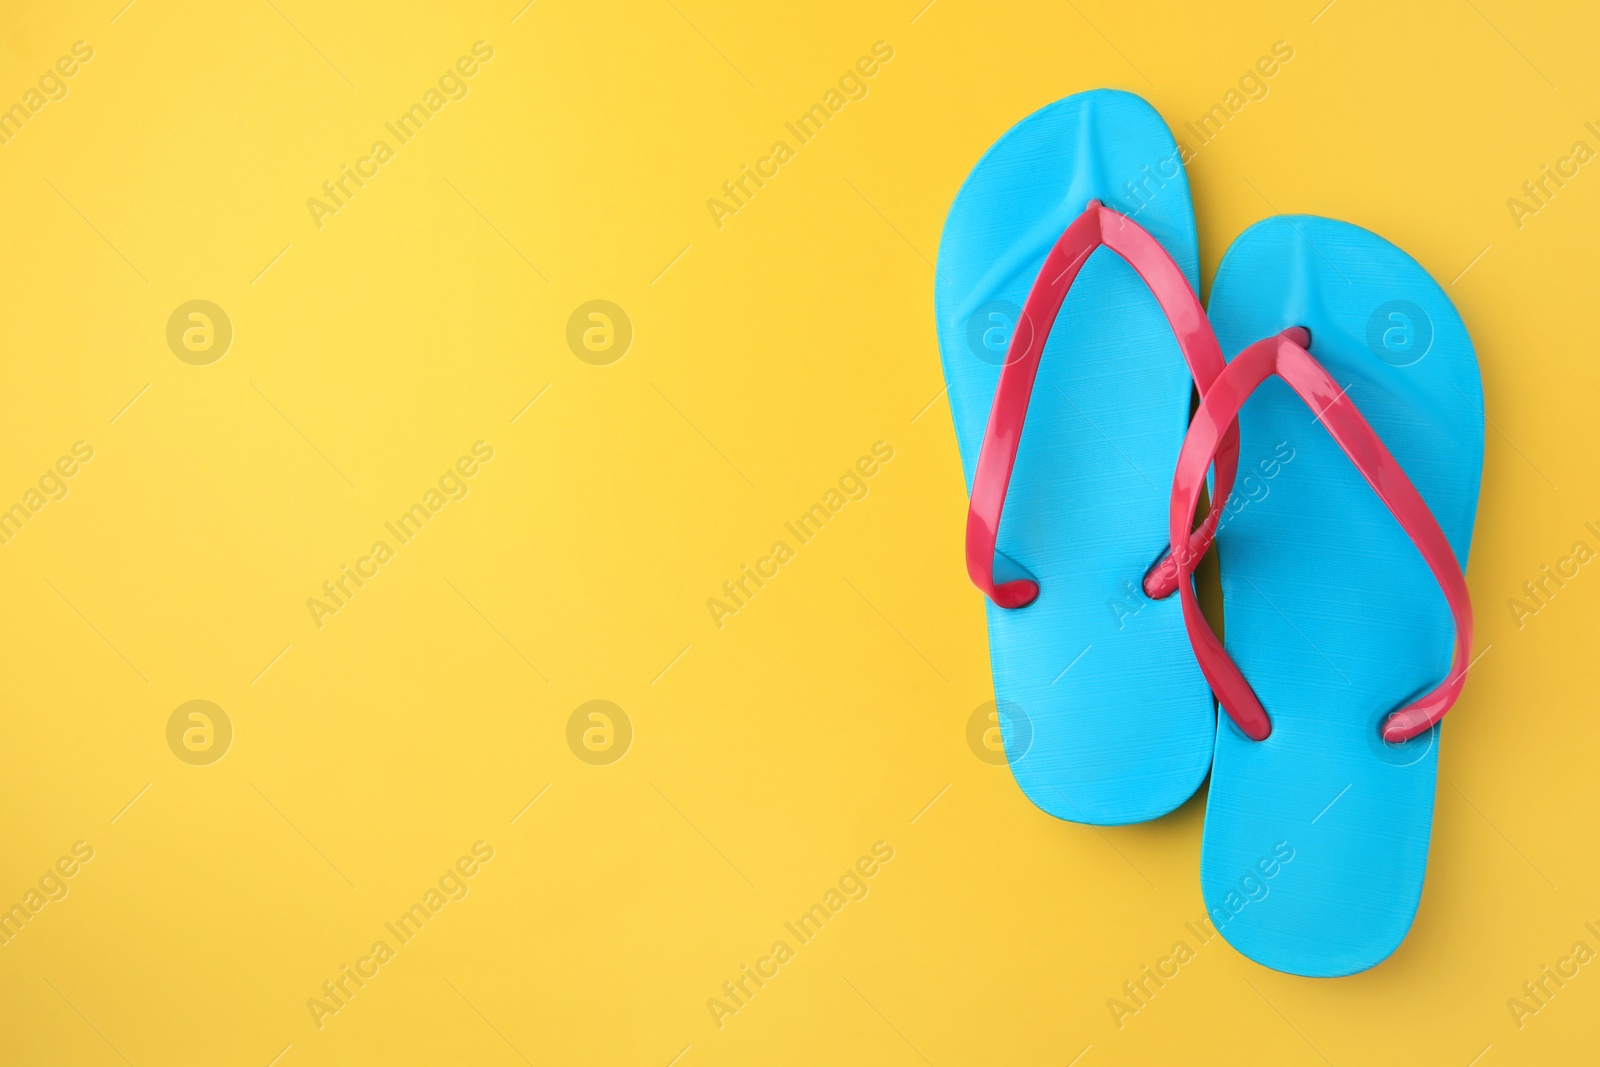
[1505,517,1600,631]
[960,38,1295,381]
[306,841,496,1029]
[1174,42,1295,161]
[0,40,95,147]
[1506,916,1600,1031]
[1107,440,1295,629]
[0,440,96,548]
[1505,120,1600,231]
[1112,40,1295,225]
[306,41,496,229]
[0,841,96,948]
[706,441,895,629]
[1108,841,1295,1030]
[306,441,496,628]
[705,41,895,230]
[705,840,895,1030]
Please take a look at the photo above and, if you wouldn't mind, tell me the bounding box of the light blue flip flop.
[935,89,1228,825]
[1191,217,1484,975]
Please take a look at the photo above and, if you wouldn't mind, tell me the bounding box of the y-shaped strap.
[1168,328,1474,742]
[965,200,1239,609]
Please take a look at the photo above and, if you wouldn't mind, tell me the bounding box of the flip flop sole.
[936,90,1215,825]
[1201,217,1484,975]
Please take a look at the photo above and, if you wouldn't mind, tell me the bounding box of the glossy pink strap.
[1169,328,1474,743]
[965,200,1238,609]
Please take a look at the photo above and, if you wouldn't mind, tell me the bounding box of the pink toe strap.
[1168,328,1474,743]
[965,200,1239,609]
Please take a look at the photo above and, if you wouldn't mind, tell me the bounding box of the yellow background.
[1,0,1596,1063]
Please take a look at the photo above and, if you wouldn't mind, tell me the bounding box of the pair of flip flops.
[936,90,1483,978]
